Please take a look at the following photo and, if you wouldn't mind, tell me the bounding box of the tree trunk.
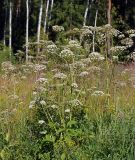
[107,0,112,57]
[83,0,90,26]
[9,1,12,57]
[44,0,50,33]
[92,9,98,52]
[4,1,7,47]
[37,0,43,54]
[107,0,111,25]
[26,0,29,63]
[49,0,54,20]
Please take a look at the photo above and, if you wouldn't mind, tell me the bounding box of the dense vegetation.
[0,0,135,52]
[0,0,135,160]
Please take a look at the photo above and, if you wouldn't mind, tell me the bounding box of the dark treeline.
[0,0,135,52]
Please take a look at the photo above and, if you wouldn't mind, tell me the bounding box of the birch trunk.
[92,9,98,52]
[83,0,89,26]
[9,1,12,57]
[44,0,50,33]
[107,0,112,57]
[26,0,29,63]
[37,0,43,54]
[4,2,7,47]
[49,0,54,20]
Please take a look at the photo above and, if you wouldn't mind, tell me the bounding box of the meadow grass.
[0,56,135,159]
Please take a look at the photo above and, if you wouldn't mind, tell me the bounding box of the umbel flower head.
[60,49,74,58]
[47,44,58,54]
[52,25,64,32]
[110,46,127,54]
[89,52,105,61]
[54,72,67,80]
[2,61,16,73]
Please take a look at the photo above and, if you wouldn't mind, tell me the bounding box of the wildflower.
[103,24,112,31]
[51,105,58,109]
[126,29,135,35]
[37,86,47,92]
[51,68,59,73]
[81,28,92,39]
[29,100,36,108]
[121,38,133,47]
[89,52,105,61]
[69,99,83,106]
[9,94,19,100]
[65,109,70,113]
[52,25,64,32]
[40,100,46,105]
[34,64,46,72]
[1,61,16,73]
[21,76,27,80]
[38,120,45,124]
[110,46,127,53]
[68,40,82,50]
[36,78,48,83]
[87,66,101,73]
[91,90,104,96]
[60,49,74,58]
[129,34,135,38]
[71,83,78,88]
[74,61,86,69]
[33,91,37,95]
[40,131,47,135]
[81,58,91,65]
[47,44,58,54]
[79,71,89,77]
[54,72,67,79]
[118,34,125,39]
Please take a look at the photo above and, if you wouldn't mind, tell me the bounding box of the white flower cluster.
[87,66,101,73]
[110,46,127,53]
[101,24,120,36]
[97,33,106,45]
[121,38,133,47]
[47,44,58,54]
[34,64,46,72]
[21,63,35,73]
[127,29,135,35]
[36,78,48,83]
[111,28,120,37]
[73,28,80,32]
[54,72,67,79]
[38,120,45,124]
[127,30,135,34]
[91,90,104,96]
[73,61,86,69]
[103,24,112,32]
[60,48,74,58]
[51,104,59,109]
[1,61,16,73]
[52,25,64,32]
[81,28,93,38]
[79,71,89,77]
[89,52,105,61]
[68,99,82,107]
[29,100,36,108]
[40,100,46,105]
[118,34,125,39]
[67,40,82,50]
[71,82,78,88]
[80,58,91,65]
[65,108,70,113]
